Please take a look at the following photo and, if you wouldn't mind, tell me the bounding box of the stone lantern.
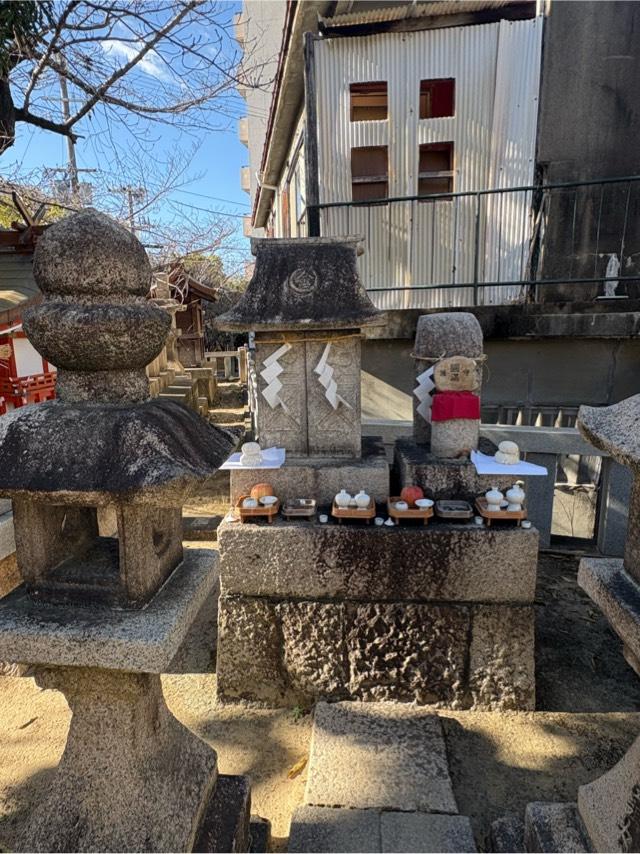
[0,210,249,852]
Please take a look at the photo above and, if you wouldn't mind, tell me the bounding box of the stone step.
[288,807,477,853]
[182,515,223,541]
[304,702,458,814]
[216,381,246,408]
[210,407,246,425]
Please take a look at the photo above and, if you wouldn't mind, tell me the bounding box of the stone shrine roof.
[217,237,385,331]
[577,394,640,471]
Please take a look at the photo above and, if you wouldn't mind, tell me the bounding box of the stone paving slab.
[288,807,477,853]
[304,702,458,814]
[0,549,217,672]
[380,811,477,853]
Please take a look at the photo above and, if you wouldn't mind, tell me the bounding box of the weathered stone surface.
[431,417,480,460]
[577,394,640,473]
[490,813,525,853]
[346,603,469,706]
[578,557,640,665]
[24,301,170,372]
[278,601,349,701]
[0,549,217,672]
[395,437,513,501]
[248,816,271,853]
[469,606,536,711]
[288,806,381,854]
[216,596,285,704]
[16,665,218,853]
[305,702,458,813]
[218,520,538,603]
[380,812,477,853]
[0,551,20,599]
[216,595,532,709]
[524,803,592,853]
[0,508,15,562]
[229,443,389,504]
[32,207,151,298]
[0,399,235,505]
[193,774,252,853]
[217,237,384,332]
[625,476,640,583]
[578,734,640,853]
[413,312,483,445]
[14,500,183,609]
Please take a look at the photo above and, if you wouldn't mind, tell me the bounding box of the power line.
[171,187,250,208]
[172,199,248,219]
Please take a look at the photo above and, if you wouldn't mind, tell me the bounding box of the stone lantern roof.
[577,394,640,470]
[216,236,385,332]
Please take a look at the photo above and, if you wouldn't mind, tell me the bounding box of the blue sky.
[1,1,253,268]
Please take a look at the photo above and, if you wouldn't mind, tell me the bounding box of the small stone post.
[412,312,484,455]
[0,209,248,852]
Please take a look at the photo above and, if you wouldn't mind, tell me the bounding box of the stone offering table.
[0,210,249,853]
[217,516,537,710]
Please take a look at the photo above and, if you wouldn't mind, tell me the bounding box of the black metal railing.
[306,175,640,308]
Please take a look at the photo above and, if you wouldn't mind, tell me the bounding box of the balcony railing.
[307,175,640,310]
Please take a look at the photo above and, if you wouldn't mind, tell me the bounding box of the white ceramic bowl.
[242,498,258,509]
[415,498,434,509]
[259,495,278,506]
[394,501,409,511]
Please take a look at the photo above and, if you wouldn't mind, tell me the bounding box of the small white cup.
[319,514,329,524]
[374,516,384,526]
[474,516,484,526]
[395,501,409,511]
[243,498,258,509]
[521,520,532,529]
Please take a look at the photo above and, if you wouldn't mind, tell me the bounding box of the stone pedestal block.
[394,437,512,502]
[230,439,389,505]
[217,520,537,710]
[17,666,219,853]
[217,595,534,710]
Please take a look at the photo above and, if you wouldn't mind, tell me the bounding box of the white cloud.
[102,39,170,81]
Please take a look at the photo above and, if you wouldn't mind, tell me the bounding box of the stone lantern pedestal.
[0,210,248,852]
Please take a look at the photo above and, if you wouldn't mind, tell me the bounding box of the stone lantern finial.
[25,208,171,404]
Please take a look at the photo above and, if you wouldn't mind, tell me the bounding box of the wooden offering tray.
[236,495,280,524]
[331,498,376,524]
[281,498,317,519]
[435,500,474,520]
[387,497,434,526]
[475,497,527,526]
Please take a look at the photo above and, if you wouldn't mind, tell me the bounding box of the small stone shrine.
[216,241,538,710]
[513,394,640,852]
[0,210,250,852]
[219,237,389,504]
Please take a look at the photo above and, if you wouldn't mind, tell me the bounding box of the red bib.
[431,391,480,422]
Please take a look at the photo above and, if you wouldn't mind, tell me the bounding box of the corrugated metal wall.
[314,18,543,309]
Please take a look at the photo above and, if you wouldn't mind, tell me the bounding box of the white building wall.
[241,0,287,236]
[314,18,543,309]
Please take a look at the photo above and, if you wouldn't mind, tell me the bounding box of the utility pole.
[109,185,146,235]
[57,59,80,203]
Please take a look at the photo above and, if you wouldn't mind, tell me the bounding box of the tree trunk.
[0,78,16,154]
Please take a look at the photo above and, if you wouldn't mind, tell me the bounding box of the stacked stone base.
[217,522,538,710]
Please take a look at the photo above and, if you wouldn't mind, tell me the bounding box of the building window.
[419,79,455,119]
[418,142,454,197]
[350,82,388,121]
[351,146,388,202]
